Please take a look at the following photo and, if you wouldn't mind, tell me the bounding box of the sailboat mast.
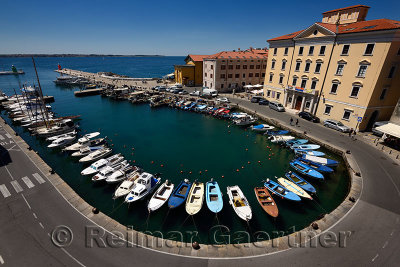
[32,57,50,128]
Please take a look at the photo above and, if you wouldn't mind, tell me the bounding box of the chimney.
[238,48,241,51]
[249,46,253,51]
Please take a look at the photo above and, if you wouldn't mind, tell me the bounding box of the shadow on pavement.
[0,144,12,166]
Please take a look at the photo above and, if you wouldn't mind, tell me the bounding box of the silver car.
[323,119,351,132]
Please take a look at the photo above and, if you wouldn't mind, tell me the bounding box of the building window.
[228,65,233,69]
[228,74,232,78]
[282,60,286,70]
[330,83,338,94]
[220,74,225,78]
[235,74,239,78]
[364,43,375,55]
[315,63,321,73]
[342,109,352,121]
[249,73,253,77]
[262,73,265,77]
[255,73,259,77]
[256,65,261,69]
[311,80,317,90]
[279,76,283,84]
[308,46,314,55]
[210,74,213,78]
[221,84,224,89]
[205,73,207,77]
[398,47,400,55]
[380,88,388,100]
[284,47,288,55]
[271,61,275,69]
[357,65,368,78]
[292,77,297,86]
[267,90,271,97]
[388,66,396,78]
[342,44,350,55]
[288,96,293,103]
[324,105,332,115]
[299,47,304,55]
[236,65,240,69]
[295,62,301,71]
[350,86,360,98]
[250,65,255,69]
[269,74,273,82]
[262,65,266,69]
[277,92,281,99]
[305,101,311,109]
[273,48,277,55]
[301,79,307,88]
[205,81,207,87]
[336,64,344,75]
[243,65,248,69]
[211,65,213,70]
[319,46,326,55]
[221,65,226,70]
[304,62,310,72]
[242,82,245,86]
[243,73,246,78]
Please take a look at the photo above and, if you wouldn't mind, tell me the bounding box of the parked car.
[179,90,188,95]
[372,121,389,136]
[158,86,167,92]
[190,90,201,96]
[258,99,269,105]
[323,119,351,132]
[216,97,230,103]
[269,101,285,112]
[172,88,183,94]
[251,96,264,103]
[298,111,320,123]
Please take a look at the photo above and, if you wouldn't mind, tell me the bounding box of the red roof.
[322,5,370,15]
[204,49,268,60]
[268,19,400,42]
[186,55,212,62]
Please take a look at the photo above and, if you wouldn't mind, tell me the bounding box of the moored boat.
[301,154,339,167]
[294,149,325,157]
[227,185,252,221]
[79,147,112,163]
[296,157,334,173]
[168,179,192,209]
[251,124,275,132]
[285,139,308,146]
[81,153,124,176]
[47,135,76,148]
[205,180,223,214]
[254,187,279,217]
[270,135,295,143]
[113,172,142,199]
[185,181,205,216]
[290,160,324,180]
[277,177,313,200]
[285,171,316,194]
[125,172,161,203]
[148,180,175,212]
[91,160,128,182]
[265,129,289,136]
[264,179,301,202]
[71,145,105,157]
[291,144,320,150]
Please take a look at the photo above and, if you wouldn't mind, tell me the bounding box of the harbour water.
[0,57,350,244]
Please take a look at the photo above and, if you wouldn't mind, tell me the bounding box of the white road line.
[10,180,23,193]
[372,254,379,262]
[390,230,395,236]
[21,176,35,189]
[21,194,31,210]
[0,255,4,264]
[0,185,11,198]
[382,241,388,249]
[5,133,11,139]
[39,222,44,229]
[32,173,45,184]
[0,135,4,140]
[33,213,37,219]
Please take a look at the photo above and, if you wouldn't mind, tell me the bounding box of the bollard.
[389,150,392,154]
[396,155,399,159]
[304,131,307,135]
[15,132,19,136]
[27,146,32,150]
[349,197,356,202]
[192,241,200,250]
[50,169,55,174]
[311,223,319,230]
[382,146,384,150]
[346,150,351,154]
[355,172,361,177]
[92,207,99,214]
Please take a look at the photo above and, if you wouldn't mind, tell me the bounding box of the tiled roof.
[204,50,268,60]
[268,19,400,42]
[322,5,370,15]
[186,55,212,62]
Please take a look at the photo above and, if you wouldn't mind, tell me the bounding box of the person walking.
[295,119,299,127]
[290,117,293,126]
[349,128,353,137]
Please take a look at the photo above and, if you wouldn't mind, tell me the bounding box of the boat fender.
[221,175,224,178]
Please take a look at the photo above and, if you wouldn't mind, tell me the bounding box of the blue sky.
[1,0,399,55]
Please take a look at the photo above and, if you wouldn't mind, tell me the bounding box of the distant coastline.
[0,54,165,58]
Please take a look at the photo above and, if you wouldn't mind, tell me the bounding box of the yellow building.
[174,55,209,86]
[263,5,400,131]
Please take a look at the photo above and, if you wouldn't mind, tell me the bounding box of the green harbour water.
[0,57,350,244]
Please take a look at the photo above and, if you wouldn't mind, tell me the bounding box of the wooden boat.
[296,157,334,173]
[148,180,174,212]
[285,171,316,194]
[277,177,313,200]
[291,144,320,150]
[294,149,325,157]
[290,160,324,180]
[301,155,339,167]
[264,179,301,202]
[168,179,192,209]
[205,180,223,213]
[185,181,205,215]
[254,187,278,217]
[227,185,252,221]
[251,124,275,132]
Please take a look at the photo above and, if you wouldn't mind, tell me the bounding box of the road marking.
[39,222,44,229]
[21,194,31,210]
[21,176,35,189]
[5,133,11,139]
[0,255,4,264]
[32,173,45,184]
[382,241,388,249]
[0,185,11,198]
[390,230,395,236]
[33,213,37,219]
[0,135,4,140]
[10,180,23,193]
[372,254,379,262]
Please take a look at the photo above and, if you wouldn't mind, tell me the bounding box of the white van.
[269,101,285,112]
[202,88,218,97]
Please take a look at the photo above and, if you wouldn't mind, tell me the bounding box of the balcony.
[286,85,319,96]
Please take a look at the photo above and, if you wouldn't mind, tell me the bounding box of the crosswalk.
[0,133,12,140]
[0,173,46,198]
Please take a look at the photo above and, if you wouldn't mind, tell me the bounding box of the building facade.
[174,55,209,86]
[263,5,400,131]
[203,48,268,92]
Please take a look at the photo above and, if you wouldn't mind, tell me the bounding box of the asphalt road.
[1,96,400,266]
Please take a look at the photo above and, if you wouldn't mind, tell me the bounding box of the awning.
[244,85,253,88]
[251,89,264,94]
[375,123,400,139]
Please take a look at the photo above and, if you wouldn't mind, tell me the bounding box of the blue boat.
[285,171,316,194]
[294,149,325,157]
[264,179,301,201]
[265,130,289,136]
[291,144,320,150]
[290,160,324,180]
[285,139,308,146]
[168,179,192,209]
[301,154,339,167]
[296,157,334,173]
[205,180,223,213]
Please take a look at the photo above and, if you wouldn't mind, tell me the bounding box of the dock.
[74,88,104,97]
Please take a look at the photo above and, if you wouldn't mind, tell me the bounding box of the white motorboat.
[147,180,174,212]
[113,172,142,199]
[251,124,275,132]
[79,147,112,163]
[270,135,295,143]
[91,160,128,182]
[227,185,252,221]
[71,145,105,157]
[230,112,248,119]
[63,132,102,151]
[125,173,161,203]
[46,130,77,142]
[233,115,257,126]
[34,119,77,137]
[80,154,123,175]
[105,165,138,184]
[47,136,76,148]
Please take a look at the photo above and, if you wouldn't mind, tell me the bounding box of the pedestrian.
[295,119,299,127]
[349,128,353,137]
[290,117,293,126]
[352,129,357,140]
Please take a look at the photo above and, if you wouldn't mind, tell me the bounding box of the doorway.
[366,110,379,130]
[295,96,303,110]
